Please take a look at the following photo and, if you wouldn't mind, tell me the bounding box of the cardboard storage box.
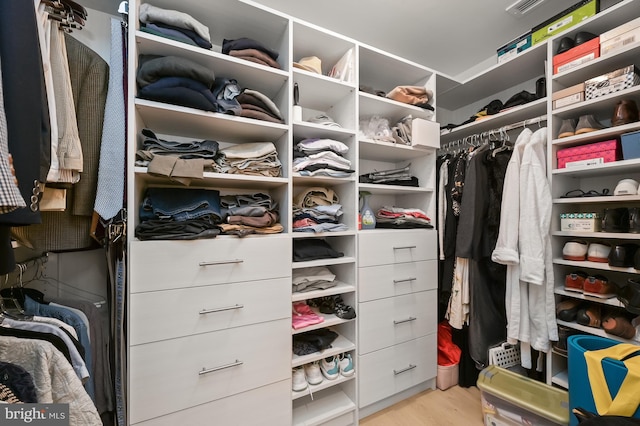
[600,16,640,57]
[477,366,569,426]
[552,83,585,109]
[556,139,621,168]
[497,32,532,64]
[532,0,599,45]
[553,36,599,74]
[561,212,601,232]
[621,129,640,160]
[585,65,640,100]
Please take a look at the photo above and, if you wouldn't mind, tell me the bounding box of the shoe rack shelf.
[557,319,636,344]
[554,258,639,275]
[547,0,640,391]
[292,334,357,368]
[292,374,356,400]
[554,287,625,308]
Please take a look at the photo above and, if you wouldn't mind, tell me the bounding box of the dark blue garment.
[140,187,222,223]
[0,361,38,403]
[22,295,94,401]
[222,37,279,60]
[141,128,219,158]
[140,24,197,47]
[138,76,218,111]
[151,22,212,49]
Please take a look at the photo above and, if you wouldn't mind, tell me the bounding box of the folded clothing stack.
[135,187,222,240]
[376,206,433,229]
[222,37,280,69]
[293,138,354,178]
[292,186,347,233]
[139,3,212,49]
[359,163,418,187]
[292,266,338,293]
[218,192,283,237]
[235,89,284,123]
[215,141,282,177]
[137,55,240,114]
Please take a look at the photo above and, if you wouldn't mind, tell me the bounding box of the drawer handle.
[393,364,416,375]
[393,245,416,250]
[394,317,417,325]
[393,277,416,284]
[199,304,244,315]
[199,259,244,266]
[199,359,243,376]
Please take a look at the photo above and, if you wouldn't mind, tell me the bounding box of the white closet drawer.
[132,380,292,426]
[358,291,437,354]
[130,236,291,293]
[358,230,436,267]
[130,277,291,345]
[358,260,437,302]
[129,319,290,424]
[358,334,437,408]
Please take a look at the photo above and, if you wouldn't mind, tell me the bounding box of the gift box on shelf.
[552,83,585,109]
[584,65,640,100]
[556,139,622,168]
[560,212,601,232]
[553,36,599,75]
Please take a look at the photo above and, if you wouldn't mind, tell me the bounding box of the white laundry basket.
[488,342,521,369]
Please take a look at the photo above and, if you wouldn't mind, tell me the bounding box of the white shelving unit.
[546,0,640,391]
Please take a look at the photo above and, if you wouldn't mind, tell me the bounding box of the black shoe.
[617,279,640,315]
[602,207,630,233]
[574,31,598,46]
[609,243,639,267]
[630,208,640,234]
[556,36,575,54]
[332,295,356,320]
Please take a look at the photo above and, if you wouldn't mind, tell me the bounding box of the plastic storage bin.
[477,365,570,426]
[567,335,640,426]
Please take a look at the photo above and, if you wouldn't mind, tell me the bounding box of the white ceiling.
[90,0,618,79]
[250,0,588,78]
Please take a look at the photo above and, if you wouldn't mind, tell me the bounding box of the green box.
[532,0,599,45]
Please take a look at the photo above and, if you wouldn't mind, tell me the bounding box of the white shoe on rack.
[292,367,308,392]
[304,361,323,385]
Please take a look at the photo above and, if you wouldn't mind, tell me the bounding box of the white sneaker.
[320,356,340,380]
[292,367,307,391]
[304,361,323,385]
[339,353,354,377]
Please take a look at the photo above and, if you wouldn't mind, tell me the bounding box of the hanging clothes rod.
[440,114,547,151]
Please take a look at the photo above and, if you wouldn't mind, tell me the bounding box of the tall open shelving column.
[289,20,359,426]
[126,1,293,424]
[546,0,640,391]
[355,45,440,417]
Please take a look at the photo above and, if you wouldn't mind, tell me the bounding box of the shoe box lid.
[556,139,622,168]
[477,365,570,425]
[552,82,585,109]
[600,16,640,45]
[585,65,640,100]
[601,25,640,57]
[553,37,599,75]
[497,31,532,64]
[531,0,599,46]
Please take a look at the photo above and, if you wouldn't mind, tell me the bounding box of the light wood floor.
[360,386,484,426]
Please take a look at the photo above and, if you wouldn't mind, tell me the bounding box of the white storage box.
[412,118,440,149]
[560,212,601,232]
[600,16,640,57]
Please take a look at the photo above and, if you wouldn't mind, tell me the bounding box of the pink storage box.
[556,139,622,168]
